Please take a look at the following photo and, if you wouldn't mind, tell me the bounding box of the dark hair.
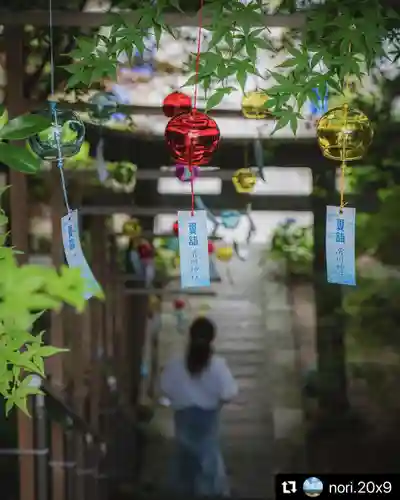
[186,317,215,376]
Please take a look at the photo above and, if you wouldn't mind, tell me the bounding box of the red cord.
[193,0,204,111]
[190,144,194,215]
[190,0,204,215]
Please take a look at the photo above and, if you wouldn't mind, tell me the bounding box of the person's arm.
[217,358,238,404]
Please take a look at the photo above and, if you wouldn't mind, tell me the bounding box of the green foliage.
[0,194,101,415]
[345,74,400,265]
[0,106,51,173]
[343,277,400,352]
[356,187,400,266]
[268,218,313,277]
[60,0,400,133]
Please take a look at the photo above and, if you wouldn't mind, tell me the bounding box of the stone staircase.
[139,249,305,498]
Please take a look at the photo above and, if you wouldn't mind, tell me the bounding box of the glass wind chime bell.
[232,148,257,194]
[241,91,272,120]
[88,91,119,122]
[317,103,373,205]
[165,110,220,166]
[317,104,373,162]
[28,108,85,160]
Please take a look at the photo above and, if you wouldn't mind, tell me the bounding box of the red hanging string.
[190,0,205,215]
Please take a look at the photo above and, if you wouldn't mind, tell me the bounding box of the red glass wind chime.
[162,0,221,215]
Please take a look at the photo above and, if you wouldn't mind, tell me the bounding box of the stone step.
[218,350,266,364]
[215,340,266,352]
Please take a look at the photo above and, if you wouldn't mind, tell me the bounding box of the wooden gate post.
[4,25,35,500]
[88,215,107,432]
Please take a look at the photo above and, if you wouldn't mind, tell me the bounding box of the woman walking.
[160,317,238,497]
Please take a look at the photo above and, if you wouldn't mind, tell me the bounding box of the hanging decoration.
[216,245,233,263]
[137,240,154,260]
[110,83,132,122]
[317,104,372,224]
[220,211,241,230]
[172,220,179,236]
[87,91,119,183]
[137,240,155,287]
[317,36,373,286]
[132,31,156,82]
[215,244,234,284]
[166,236,179,253]
[148,294,161,319]
[176,164,200,182]
[28,108,85,160]
[232,168,257,193]
[310,87,329,120]
[88,91,119,122]
[208,241,221,282]
[317,105,373,163]
[198,303,211,317]
[195,196,242,235]
[95,137,108,183]
[209,255,221,281]
[232,144,257,194]
[165,110,220,166]
[326,206,356,285]
[106,162,137,192]
[126,240,142,276]
[253,128,266,182]
[233,204,256,261]
[173,298,186,334]
[163,91,192,118]
[122,218,142,239]
[44,0,100,301]
[167,0,215,289]
[241,91,272,120]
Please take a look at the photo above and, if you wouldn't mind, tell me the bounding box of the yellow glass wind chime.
[315,47,374,285]
[232,145,257,194]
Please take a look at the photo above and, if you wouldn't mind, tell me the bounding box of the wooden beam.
[80,190,380,214]
[39,166,312,183]
[0,10,306,28]
[83,125,328,169]
[125,287,217,296]
[4,25,36,500]
[52,100,277,120]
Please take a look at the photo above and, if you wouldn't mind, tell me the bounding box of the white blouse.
[160,355,238,410]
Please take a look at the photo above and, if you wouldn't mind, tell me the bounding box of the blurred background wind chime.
[173,297,187,334]
[316,37,374,286]
[88,91,118,183]
[123,218,156,287]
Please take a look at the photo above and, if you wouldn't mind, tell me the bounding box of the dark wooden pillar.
[4,25,35,500]
[115,272,129,396]
[312,166,348,416]
[49,166,66,500]
[129,183,156,406]
[88,216,107,432]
